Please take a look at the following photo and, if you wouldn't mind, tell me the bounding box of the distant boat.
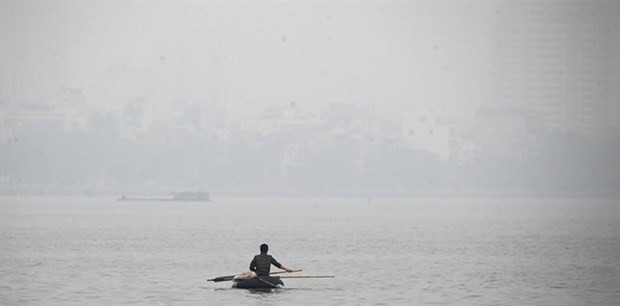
[118,191,209,202]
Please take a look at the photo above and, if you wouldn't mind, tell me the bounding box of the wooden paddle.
[277,275,335,279]
[207,269,302,282]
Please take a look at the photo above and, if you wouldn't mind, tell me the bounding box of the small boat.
[232,276,284,289]
[207,269,333,289]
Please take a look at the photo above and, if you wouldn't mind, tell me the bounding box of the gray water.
[1,196,618,305]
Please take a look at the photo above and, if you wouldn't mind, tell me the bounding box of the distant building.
[473,106,542,160]
[492,2,614,136]
[323,102,381,145]
[0,85,90,142]
[401,109,452,161]
[57,86,89,129]
[1,102,70,142]
[120,96,153,140]
[241,102,317,137]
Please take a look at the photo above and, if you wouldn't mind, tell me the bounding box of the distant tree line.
[1,112,619,197]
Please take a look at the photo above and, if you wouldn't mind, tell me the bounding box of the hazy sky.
[1,1,619,197]
[1,1,499,117]
[1,1,619,125]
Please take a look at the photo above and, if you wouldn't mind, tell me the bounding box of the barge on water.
[118,191,209,202]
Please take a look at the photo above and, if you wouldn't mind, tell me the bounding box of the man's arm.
[271,257,293,272]
[249,257,256,272]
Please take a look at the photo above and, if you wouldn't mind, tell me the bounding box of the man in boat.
[250,243,293,276]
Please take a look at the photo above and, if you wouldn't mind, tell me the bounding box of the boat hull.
[232,276,284,289]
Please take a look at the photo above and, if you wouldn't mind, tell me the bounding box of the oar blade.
[208,276,234,282]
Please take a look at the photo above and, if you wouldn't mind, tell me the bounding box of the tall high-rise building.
[492,1,615,135]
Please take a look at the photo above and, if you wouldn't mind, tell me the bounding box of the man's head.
[260,243,269,254]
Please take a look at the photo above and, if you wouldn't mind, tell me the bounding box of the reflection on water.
[1,197,619,305]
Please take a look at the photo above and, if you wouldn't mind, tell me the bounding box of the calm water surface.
[1,196,619,305]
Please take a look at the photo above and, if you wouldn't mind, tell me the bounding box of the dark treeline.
[1,113,619,197]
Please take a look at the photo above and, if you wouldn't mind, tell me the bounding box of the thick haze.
[1,1,498,115]
[1,1,619,197]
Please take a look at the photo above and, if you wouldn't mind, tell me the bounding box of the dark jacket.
[250,253,282,276]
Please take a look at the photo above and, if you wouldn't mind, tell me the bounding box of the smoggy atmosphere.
[2,2,620,306]
[1,1,619,197]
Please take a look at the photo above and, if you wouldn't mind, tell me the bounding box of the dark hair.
[260,243,269,253]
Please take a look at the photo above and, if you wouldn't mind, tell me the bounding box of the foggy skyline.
[1,1,619,197]
[4,1,617,120]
